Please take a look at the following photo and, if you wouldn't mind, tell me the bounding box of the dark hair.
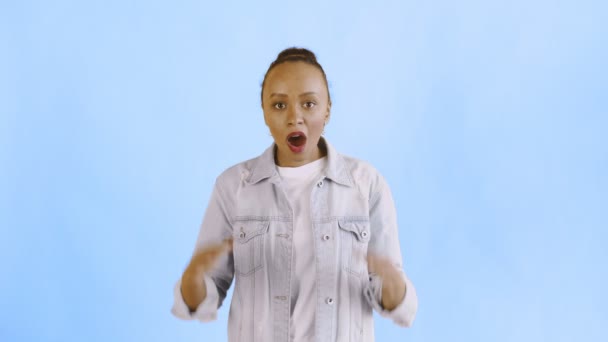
[261,47,331,106]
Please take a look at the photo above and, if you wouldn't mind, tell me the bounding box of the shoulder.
[324,138,383,185]
[340,153,382,179]
[214,143,276,188]
[215,155,259,186]
[335,150,389,200]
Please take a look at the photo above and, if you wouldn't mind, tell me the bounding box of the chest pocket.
[233,220,269,276]
[338,219,371,276]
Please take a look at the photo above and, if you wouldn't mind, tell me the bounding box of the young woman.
[172,48,418,342]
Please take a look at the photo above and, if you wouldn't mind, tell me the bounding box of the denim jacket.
[172,138,418,342]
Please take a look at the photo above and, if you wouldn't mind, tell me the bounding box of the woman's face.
[262,61,331,167]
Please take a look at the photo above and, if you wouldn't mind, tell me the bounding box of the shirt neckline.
[277,157,328,180]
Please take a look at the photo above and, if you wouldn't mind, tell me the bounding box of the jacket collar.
[246,137,353,187]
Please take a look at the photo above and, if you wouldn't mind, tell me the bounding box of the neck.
[275,139,327,167]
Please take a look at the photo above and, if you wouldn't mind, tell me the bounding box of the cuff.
[364,272,418,327]
[171,274,219,322]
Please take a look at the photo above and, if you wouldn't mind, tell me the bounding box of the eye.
[273,102,286,110]
[303,101,316,109]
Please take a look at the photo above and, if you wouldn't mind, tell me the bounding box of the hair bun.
[276,47,318,63]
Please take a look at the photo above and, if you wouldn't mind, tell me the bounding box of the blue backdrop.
[1,0,607,341]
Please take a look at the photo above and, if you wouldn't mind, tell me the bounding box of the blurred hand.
[181,238,233,311]
[367,254,406,311]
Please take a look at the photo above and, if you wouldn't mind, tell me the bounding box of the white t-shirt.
[277,156,328,342]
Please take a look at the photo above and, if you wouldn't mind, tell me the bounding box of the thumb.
[367,254,395,278]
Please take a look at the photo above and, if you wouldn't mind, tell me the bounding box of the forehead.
[264,61,326,92]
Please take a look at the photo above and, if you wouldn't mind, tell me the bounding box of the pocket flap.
[234,220,270,243]
[338,220,371,242]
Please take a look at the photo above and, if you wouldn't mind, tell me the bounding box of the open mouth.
[286,131,307,152]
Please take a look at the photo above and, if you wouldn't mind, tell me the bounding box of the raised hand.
[367,254,406,311]
[181,239,233,311]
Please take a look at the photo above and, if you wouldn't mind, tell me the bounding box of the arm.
[171,178,235,321]
[365,173,418,327]
[181,238,233,311]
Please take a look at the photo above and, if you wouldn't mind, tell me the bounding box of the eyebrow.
[269,92,319,98]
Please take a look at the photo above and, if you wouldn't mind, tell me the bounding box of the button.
[322,234,330,241]
[317,180,324,187]
[326,297,334,305]
[361,231,368,238]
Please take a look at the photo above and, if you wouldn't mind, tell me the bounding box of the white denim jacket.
[172,138,418,342]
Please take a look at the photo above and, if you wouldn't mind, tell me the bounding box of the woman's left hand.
[367,254,406,311]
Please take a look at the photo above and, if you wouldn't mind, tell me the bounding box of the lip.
[286,131,307,153]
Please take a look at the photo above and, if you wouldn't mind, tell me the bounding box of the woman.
[172,48,418,342]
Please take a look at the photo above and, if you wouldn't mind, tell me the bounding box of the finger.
[223,238,234,251]
[197,244,225,259]
[367,254,395,277]
[197,239,233,261]
[367,254,380,274]
[191,241,232,270]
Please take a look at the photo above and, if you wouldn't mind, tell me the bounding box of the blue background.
[1,0,607,341]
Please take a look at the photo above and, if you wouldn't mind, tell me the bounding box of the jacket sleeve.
[171,178,235,322]
[364,173,418,327]
[171,274,221,322]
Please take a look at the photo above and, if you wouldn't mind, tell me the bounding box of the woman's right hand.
[181,238,233,312]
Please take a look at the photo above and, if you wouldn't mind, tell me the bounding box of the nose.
[287,106,303,126]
